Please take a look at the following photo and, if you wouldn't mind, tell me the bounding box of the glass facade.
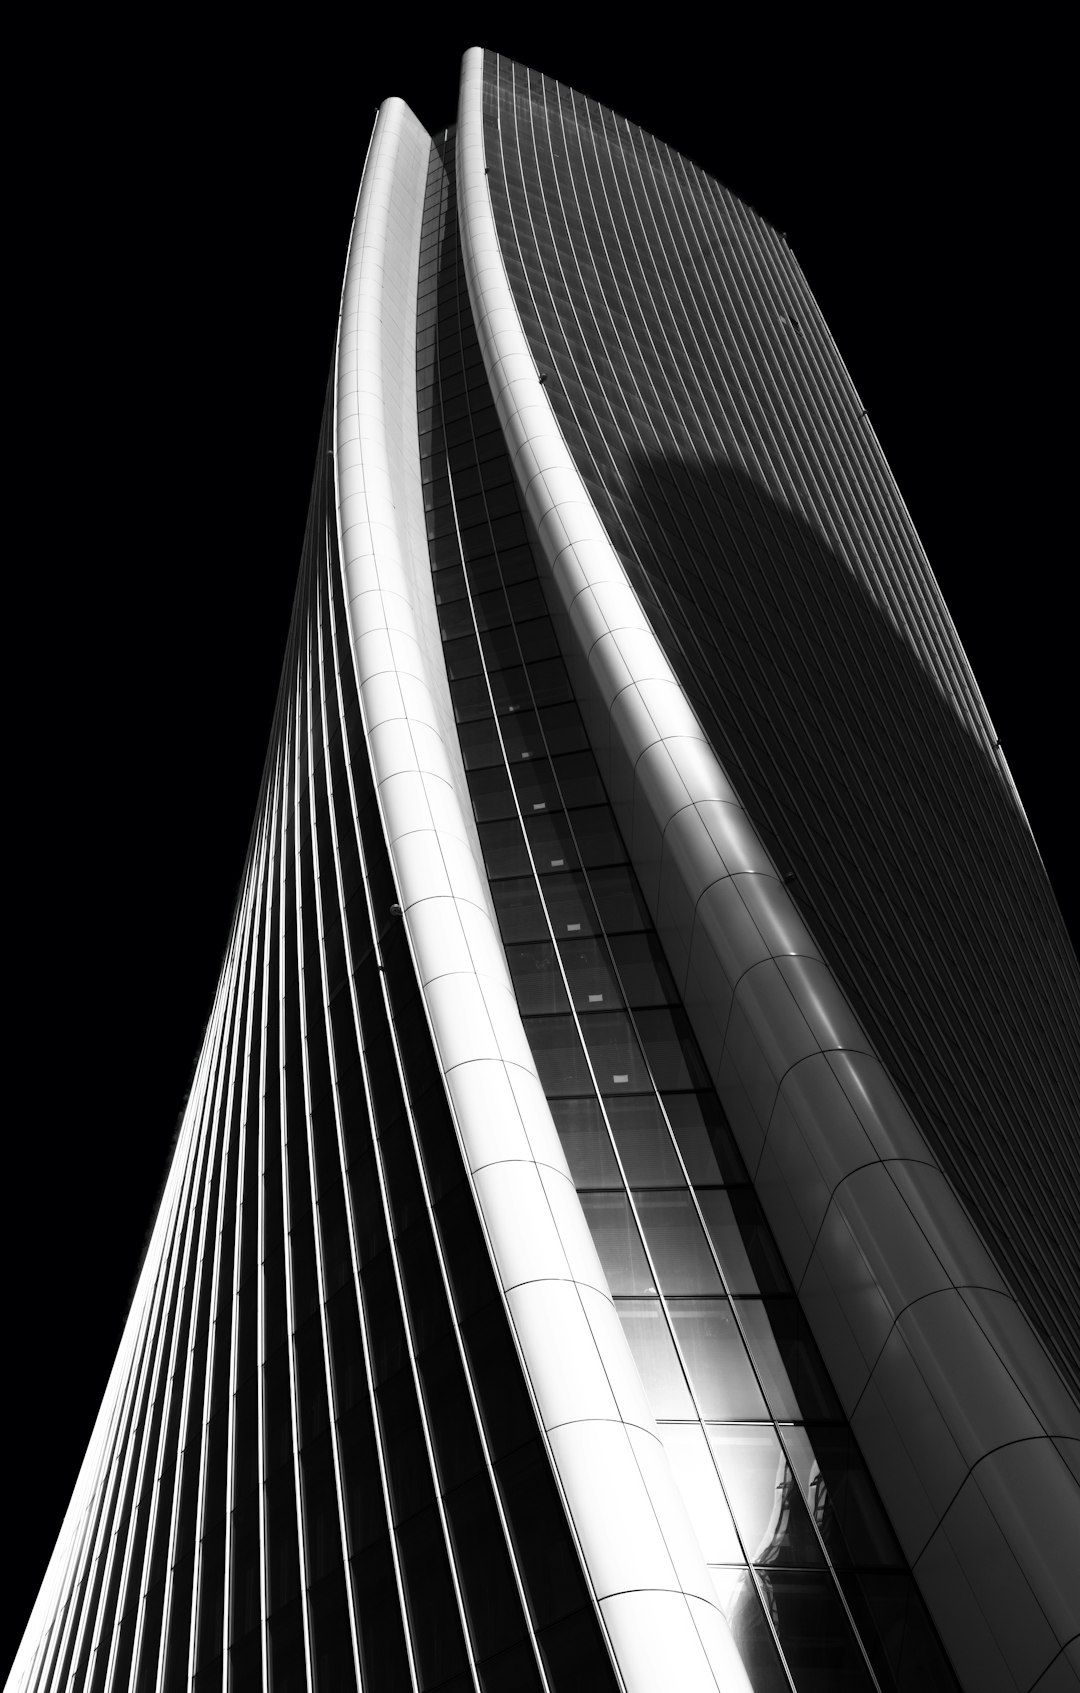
[418,129,956,1693]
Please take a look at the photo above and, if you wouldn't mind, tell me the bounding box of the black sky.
[9,19,1070,1672]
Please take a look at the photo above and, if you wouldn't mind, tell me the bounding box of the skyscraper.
[12,45,1079,1693]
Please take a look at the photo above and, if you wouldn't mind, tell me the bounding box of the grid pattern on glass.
[423,119,956,1693]
[481,52,1080,1416]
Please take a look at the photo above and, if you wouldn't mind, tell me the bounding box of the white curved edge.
[455,44,1080,1693]
[333,88,749,1693]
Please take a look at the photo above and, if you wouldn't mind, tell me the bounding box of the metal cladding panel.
[458,45,1080,1693]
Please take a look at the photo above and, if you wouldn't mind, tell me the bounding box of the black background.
[8,17,1071,1674]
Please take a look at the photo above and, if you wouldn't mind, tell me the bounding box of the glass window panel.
[580,1011,652,1093]
[608,931,677,1005]
[659,1424,743,1562]
[606,1096,685,1186]
[578,1193,655,1294]
[616,1300,696,1418]
[492,880,549,944]
[512,759,562,813]
[698,1191,791,1295]
[550,751,608,808]
[472,587,514,631]
[664,1093,747,1184]
[488,666,534,714]
[566,805,627,867]
[522,1015,594,1096]
[537,703,589,755]
[756,1570,876,1692]
[443,633,482,679]
[589,865,652,931]
[559,935,623,1009]
[477,819,531,880]
[500,711,546,763]
[635,1007,711,1090]
[707,1569,791,1693]
[506,943,569,1014]
[468,766,517,822]
[541,871,600,937]
[451,673,493,723]
[781,1427,904,1568]
[549,1098,621,1187]
[635,1191,724,1294]
[669,1299,768,1419]
[525,656,574,707]
[737,1299,843,1421]
[526,811,579,871]
[458,718,503,769]
[439,598,477,641]
[706,1426,823,1567]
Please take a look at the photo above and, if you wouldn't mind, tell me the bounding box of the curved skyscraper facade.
[11,48,1079,1693]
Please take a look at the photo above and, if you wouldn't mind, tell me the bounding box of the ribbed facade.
[10,49,1079,1693]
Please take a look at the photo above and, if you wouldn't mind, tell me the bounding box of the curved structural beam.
[333,95,752,1693]
[456,44,1080,1693]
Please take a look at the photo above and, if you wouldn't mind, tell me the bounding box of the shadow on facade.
[612,446,1080,1400]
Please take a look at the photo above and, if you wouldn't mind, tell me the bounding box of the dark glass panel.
[757,1569,876,1691]
[267,1596,306,1693]
[377,1367,433,1525]
[478,817,532,879]
[634,1007,711,1090]
[506,942,570,1013]
[526,809,581,871]
[540,871,600,937]
[535,1606,620,1692]
[397,1505,470,1687]
[588,865,652,931]
[559,935,623,1009]
[738,1299,843,1421]
[495,1444,592,1628]
[606,1095,684,1185]
[562,805,627,867]
[488,664,536,714]
[608,930,677,1005]
[478,1639,545,1693]
[351,1537,413,1692]
[459,717,504,769]
[664,1092,747,1184]
[416,1330,485,1492]
[782,1426,904,1569]
[698,1190,792,1295]
[580,1012,652,1093]
[511,757,563,813]
[492,878,549,944]
[669,1298,768,1419]
[444,1473,529,1661]
[469,765,519,821]
[549,751,608,808]
[522,1015,595,1096]
[308,1570,358,1693]
[548,1097,622,1187]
